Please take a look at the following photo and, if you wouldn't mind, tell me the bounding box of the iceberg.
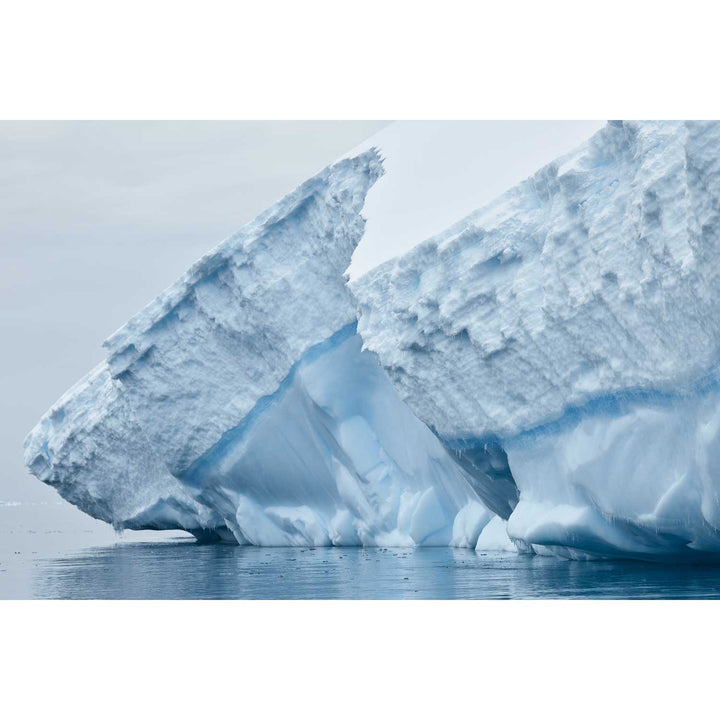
[24,149,484,547]
[353,121,720,559]
[27,120,720,560]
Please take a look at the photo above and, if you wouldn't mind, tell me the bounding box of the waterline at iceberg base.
[24,121,720,563]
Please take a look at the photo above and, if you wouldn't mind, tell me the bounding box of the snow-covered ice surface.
[24,149,483,548]
[354,121,720,559]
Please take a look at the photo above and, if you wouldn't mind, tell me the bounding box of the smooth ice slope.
[353,121,720,559]
[181,326,483,547]
[24,150,485,547]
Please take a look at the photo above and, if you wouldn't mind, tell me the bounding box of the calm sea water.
[3,503,720,599]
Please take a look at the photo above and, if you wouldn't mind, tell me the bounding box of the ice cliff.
[24,150,488,548]
[353,121,720,559]
[26,121,720,560]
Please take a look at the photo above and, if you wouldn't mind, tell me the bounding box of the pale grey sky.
[1,120,603,513]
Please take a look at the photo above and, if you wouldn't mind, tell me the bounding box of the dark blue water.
[26,541,720,599]
[3,505,720,599]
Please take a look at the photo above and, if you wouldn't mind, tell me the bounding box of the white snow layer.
[353,120,720,559]
[24,150,485,547]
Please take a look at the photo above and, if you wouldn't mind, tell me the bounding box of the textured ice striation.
[24,363,225,534]
[353,121,720,559]
[24,150,486,547]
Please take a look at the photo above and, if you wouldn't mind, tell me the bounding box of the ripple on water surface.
[25,543,720,600]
